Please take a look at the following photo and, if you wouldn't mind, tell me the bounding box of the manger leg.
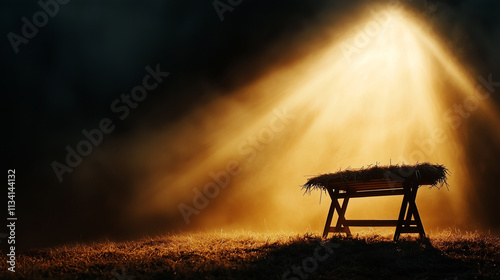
[408,188,426,239]
[404,188,416,226]
[323,201,336,238]
[323,189,339,238]
[335,196,351,236]
[394,192,409,241]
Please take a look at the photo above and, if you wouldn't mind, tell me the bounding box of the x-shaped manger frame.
[322,179,426,241]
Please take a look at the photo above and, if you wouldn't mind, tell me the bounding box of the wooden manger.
[302,163,449,241]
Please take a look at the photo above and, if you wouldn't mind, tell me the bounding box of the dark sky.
[2,0,500,249]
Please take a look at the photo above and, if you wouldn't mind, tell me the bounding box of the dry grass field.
[1,229,498,279]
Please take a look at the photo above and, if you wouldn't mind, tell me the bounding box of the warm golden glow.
[97,4,500,233]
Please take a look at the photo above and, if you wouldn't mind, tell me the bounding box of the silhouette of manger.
[302,163,449,241]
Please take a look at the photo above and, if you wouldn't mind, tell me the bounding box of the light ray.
[118,4,500,232]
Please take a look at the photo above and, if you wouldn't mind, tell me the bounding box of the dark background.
[2,0,500,249]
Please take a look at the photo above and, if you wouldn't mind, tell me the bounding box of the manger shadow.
[218,236,478,280]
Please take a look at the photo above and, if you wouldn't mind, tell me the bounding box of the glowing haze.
[88,3,500,234]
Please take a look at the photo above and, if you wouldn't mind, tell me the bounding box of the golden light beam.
[107,3,500,233]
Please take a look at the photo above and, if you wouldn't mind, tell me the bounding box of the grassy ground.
[0,229,498,280]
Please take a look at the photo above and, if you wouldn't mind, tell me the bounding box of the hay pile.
[302,163,449,193]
